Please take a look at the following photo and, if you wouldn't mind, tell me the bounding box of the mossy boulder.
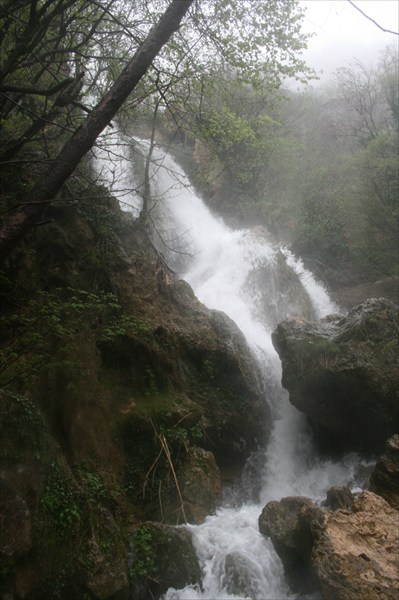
[129,522,201,599]
[272,298,398,453]
[0,391,130,600]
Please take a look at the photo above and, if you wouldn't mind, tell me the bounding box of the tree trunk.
[0,0,194,263]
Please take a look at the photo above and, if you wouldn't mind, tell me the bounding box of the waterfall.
[93,136,369,600]
[91,129,143,216]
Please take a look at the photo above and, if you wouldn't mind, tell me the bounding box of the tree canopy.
[0,0,312,261]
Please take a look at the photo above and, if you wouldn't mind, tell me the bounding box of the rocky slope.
[0,192,271,599]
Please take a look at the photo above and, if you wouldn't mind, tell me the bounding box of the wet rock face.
[0,479,33,560]
[324,485,354,511]
[223,551,266,599]
[245,234,317,331]
[259,491,399,599]
[272,298,399,453]
[179,446,222,524]
[368,434,399,510]
[258,496,321,592]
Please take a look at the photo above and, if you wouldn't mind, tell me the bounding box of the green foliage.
[158,419,205,447]
[130,524,174,579]
[256,49,397,287]
[130,526,155,578]
[349,132,399,277]
[293,165,350,264]
[79,469,119,510]
[0,287,142,388]
[0,392,46,461]
[40,461,81,541]
[199,104,278,191]
[179,0,312,90]
[77,193,123,271]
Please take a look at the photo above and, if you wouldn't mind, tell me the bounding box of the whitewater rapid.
[93,136,369,600]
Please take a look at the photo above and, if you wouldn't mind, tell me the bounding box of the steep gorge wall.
[0,193,270,599]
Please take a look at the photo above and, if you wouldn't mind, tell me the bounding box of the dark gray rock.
[324,486,354,511]
[368,434,399,509]
[258,496,322,592]
[272,298,399,453]
[244,229,317,330]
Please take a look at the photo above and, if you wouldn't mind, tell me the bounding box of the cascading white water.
[91,129,143,216]
[93,137,369,599]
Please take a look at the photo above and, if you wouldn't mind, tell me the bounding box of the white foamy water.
[94,139,369,599]
[92,129,143,216]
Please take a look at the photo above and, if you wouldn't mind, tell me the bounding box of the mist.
[298,0,398,86]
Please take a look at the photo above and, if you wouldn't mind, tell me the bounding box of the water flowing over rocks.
[244,227,317,330]
[272,298,399,453]
[2,140,391,599]
[259,490,399,599]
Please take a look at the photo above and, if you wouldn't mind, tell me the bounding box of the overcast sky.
[298,0,398,85]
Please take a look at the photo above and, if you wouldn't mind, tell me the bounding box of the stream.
[93,135,370,599]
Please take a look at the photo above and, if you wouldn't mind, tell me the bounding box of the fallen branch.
[159,433,187,525]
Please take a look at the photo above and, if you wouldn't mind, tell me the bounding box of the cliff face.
[0,196,271,599]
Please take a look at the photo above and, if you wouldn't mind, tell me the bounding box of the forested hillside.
[154,46,398,304]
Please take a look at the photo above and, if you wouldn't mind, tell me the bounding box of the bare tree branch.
[347,0,399,36]
[1,76,75,96]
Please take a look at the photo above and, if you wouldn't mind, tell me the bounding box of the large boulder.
[155,445,222,525]
[129,522,201,599]
[311,491,399,600]
[178,446,222,524]
[368,434,399,510]
[258,496,321,592]
[272,298,398,453]
[244,228,317,330]
[259,491,399,599]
